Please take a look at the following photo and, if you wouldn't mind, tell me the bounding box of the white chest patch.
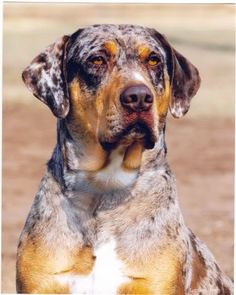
[94,149,138,188]
[57,240,128,294]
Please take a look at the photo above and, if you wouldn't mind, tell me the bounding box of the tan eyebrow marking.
[104,40,118,56]
[138,45,151,61]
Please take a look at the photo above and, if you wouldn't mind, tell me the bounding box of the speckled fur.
[17,25,233,294]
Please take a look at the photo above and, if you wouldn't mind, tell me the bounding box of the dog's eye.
[146,54,160,67]
[89,55,106,66]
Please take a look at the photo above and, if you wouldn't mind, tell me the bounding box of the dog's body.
[17,25,233,294]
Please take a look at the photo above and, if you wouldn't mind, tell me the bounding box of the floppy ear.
[153,31,201,118]
[22,35,70,118]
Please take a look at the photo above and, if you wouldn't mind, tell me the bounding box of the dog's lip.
[100,122,156,151]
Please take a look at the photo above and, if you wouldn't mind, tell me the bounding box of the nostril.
[122,94,138,104]
[130,94,138,103]
[145,94,153,104]
[123,95,133,104]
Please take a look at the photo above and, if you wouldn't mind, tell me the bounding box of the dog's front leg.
[16,172,94,294]
[117,243,185,295]
[17,243,94,294]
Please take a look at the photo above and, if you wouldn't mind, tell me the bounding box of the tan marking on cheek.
[64,78,107,172]
[69,79,82,111]
[68,79,88,124]
[17,238,95,293]
[66,79,108,172]
[106,72,124,100]
[104,40,118,56]
[138,45,151,61]
[122,142,143,170]
[96,94,104,115]
[156,78,171,117]
[96,72,124,129]
[68,79,98,133]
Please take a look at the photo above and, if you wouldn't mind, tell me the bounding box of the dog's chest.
[57,240,128,294]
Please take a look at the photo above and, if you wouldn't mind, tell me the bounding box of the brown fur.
[190,244,207,291]
[122,141,143,169]
[67,78,107,171]
[118,246,184,295]
[156,77,171,118]
[138,45,151,61]
[104,40,118,56]
[17,238,94,293]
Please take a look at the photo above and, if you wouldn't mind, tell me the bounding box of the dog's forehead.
[68,24,163,58]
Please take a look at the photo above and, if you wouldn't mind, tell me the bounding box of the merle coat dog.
[16,25,233,295]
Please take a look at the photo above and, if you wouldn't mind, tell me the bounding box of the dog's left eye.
[146,54,160,67]
[89,55,106,66]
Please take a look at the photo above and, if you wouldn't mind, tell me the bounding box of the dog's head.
[22,25,200,172]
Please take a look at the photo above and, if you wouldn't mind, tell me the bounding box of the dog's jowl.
[17,25,233,294]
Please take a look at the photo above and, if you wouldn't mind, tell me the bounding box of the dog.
[16,24,233,294]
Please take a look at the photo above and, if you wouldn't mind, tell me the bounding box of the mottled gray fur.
[17,25,233,294]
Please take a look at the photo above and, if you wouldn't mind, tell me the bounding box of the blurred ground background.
[2,3,234,293]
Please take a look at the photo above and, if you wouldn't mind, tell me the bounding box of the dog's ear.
[22,35,70,118]
[152,30,201,118]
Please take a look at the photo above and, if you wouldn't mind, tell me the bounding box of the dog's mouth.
[100,121,156,152]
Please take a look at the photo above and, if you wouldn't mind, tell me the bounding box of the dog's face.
[66,25,173,152]
[22,25,200,172]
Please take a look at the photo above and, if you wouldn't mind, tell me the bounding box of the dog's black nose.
[120,84,153,112]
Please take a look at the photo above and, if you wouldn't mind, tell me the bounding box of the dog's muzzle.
[100,84,156,151]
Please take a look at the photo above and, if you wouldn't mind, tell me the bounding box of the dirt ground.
[2,3,234,293]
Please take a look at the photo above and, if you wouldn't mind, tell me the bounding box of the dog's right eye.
[146,53,160,68]
[88,55,106,66]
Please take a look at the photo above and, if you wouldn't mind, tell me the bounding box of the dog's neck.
[48,119,168,198]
